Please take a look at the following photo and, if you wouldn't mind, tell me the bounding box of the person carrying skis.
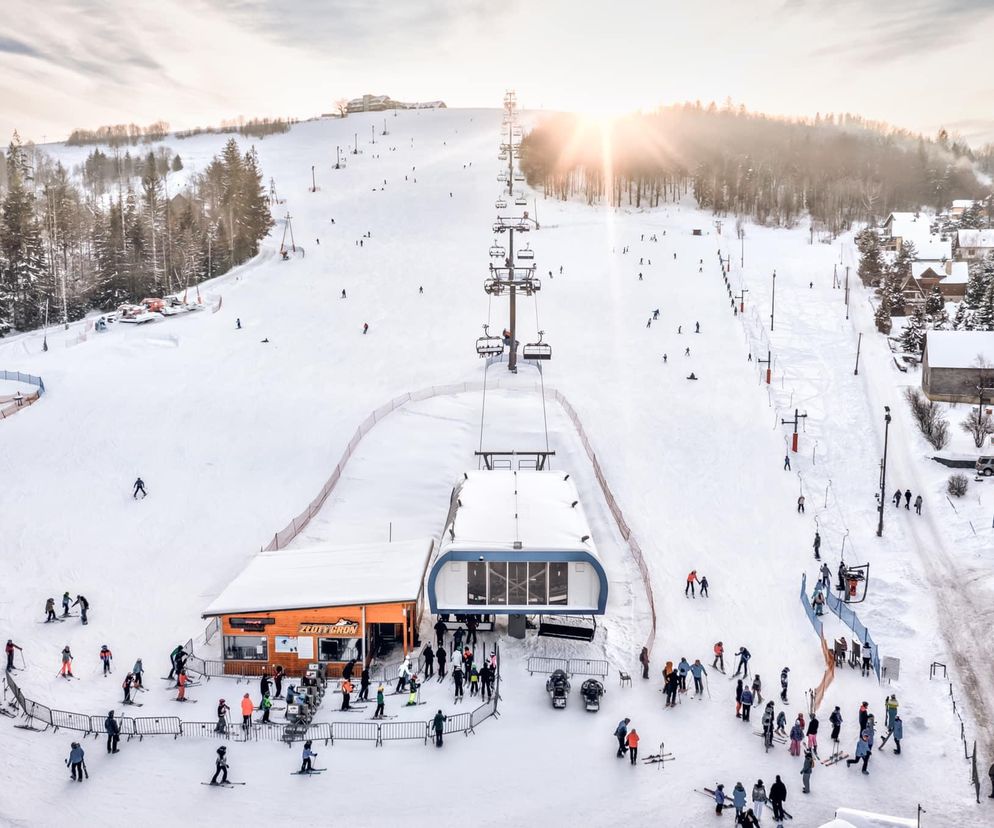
[133,477,147,499]
[436,645,446,679]
[801,749,815,791]
[639,646,650,679]
[885,694,899,731]
[712,641,724,672]
[422,642,435,678]
[358,666,370,701]
[769,775,787,821]
[45,598,57,623]
[60,645,73,677]
[780,667,789,702]
[240,693,253,729]
[67,742,85,782]
[61,591,71,617]
[714,784,727,815]
[176,669,189,701]
[751,780,767,821]
[846,734,871,774]
[210,746,229,785]
[5,639,22,671]
[122,673,134,704]
[690,659,707,695]
[373,685,386,719]
[299,740,318,773]
[626,727,640,765]
[340,679,353,711]
[105,710,120,754]
[452,663,464,700]
[216,699,230,734]
[132,658,144,689]
[829,706,843,743]
[733,646,750,677]
[432,710,447,747]
[99,645,113,676]
[739,686,753,722]
[732,782,747,817]
[789,720,803,756]
[614,718,630,757]
[807,713,819,754]
[813,531,821,560]
[685,570,698,598]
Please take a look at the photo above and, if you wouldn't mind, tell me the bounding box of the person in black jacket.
[273,665,286,699]
[436,645,447,680]
[639,647,650,679]
[829,706,843,743]
[357,667,370,701]
[260,671,271,699]
[210,746,228,785]
[434,618,447,648]
[105,711,120,754]
[422,643,435,678]
[768,775,787,821]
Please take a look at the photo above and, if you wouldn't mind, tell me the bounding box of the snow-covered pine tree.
[952,301,973,330]
[856,228,884,286]
[900,305,926,353]
[975,279,994,331]
[925,284,944,315]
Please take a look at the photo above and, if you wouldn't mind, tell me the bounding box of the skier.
[60,645,73,677]
[904,489,912,509]
[105,710,120,754]
[732,782,747,817]
[807,713,819,754]
[769,775,787,822]
[300,740,318,773]
[751,674,763,704]
[789,720,803,756]
[468,665,480,697]
[685,570,698,598]
[260,693,272,723]
[358,666,370,701]
[695,321,700,333]
[122,673,134,704]
[209,746,229,785]
[260,670,272,699]
[801,749,815,791]
[653,309,660,320]
[639,646,650,679]
[176,669,188,701]
[216,699,230,734]
[885,694,899,731]
[432,710,447,747]
[690,660,707,695]
[626,728,640,765]
[274,665,286,699]
[820,562,832,590]
[861,641,873,676]
[341,289,347,299]
[700,575,709,597]
[858,701,869,731]
[168,644,185,681]
[733,646,750,677]
[340,679,352,711]
[132,658,144,689]
[419,286,423,294]
[45,597,57,623]
[914,494,923,515]
[614,718,630,757]
[837,562,848,593]
[662,354,667,364]
[663,669,679,707]
[72,594,89,625]
[675,657,690,692]
[784,454,791,471]
[892,716,903,754]
[5,639,22,671]
[714,784,727,815]
[712,641,724,672]
[436,645,446,679]
[236,318,241,329]
[685,346,691,357]
[813,531,821,560]
[829,706,843,743]
[433,617,447,647]
[453,625,465,653]
[61,591,71,617]
[846,734,871,774]
[99,645,113,676]
[452,663,464,701]
[739,686,753,722]
[66,742,85,782]
[480,663,494,701]
[240,693,253,730]
[797,495,805,514]
[775,710,787,736]
[397,657,411,693]
[466,616,478,646]
[751,780,767,821]
[780,667,789,702]
[373,684,385,719]
[362,322,369,334]
[735,679,744,717]
[133,477,147,499]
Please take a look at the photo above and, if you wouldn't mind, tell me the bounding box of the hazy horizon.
[3,0,994,147]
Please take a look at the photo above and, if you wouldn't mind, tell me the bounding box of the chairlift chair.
[523,330,552,361]
[514,173,525,182]
[517,245,534,260]
[476,324,505,357]
[489,243,506,259]
[495,197,508,210]
[514,193,527,206]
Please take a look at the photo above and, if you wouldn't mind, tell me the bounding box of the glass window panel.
[508,562,528,605]
[528,562,548,605]
[548,562,569,605]
[467,562,487,605]
[488,561,508,605]
[223,635,268,661]
[317,638,360,662]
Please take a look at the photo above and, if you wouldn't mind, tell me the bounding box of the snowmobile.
[546,669,570,709]
[580,678,604,712]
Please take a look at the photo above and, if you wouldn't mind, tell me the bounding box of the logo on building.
[299,618,360,636]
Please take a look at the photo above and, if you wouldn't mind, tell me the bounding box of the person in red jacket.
[626,728,640,765]
[240,693,254,731]
[5,639,22,672]
[176,669,188,701]
[685,570,699,598]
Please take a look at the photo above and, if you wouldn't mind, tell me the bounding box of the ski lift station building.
[427,470,608,617]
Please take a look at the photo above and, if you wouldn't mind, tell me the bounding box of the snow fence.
[0,370,45,420]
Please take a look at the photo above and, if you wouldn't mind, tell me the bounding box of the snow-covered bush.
[904,387,948,449]
[947,474,968,497]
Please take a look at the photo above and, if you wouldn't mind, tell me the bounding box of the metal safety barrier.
[379,720,429,744]
[133,716,181,739]
[51,709,93,734]
[332,721,377,743]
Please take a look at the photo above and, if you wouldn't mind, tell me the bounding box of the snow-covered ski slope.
[0,108,985,826]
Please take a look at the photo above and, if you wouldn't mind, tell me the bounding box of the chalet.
[921,331,994,403]
[880,212,950,258]
[346,94,446,114]
[904,260,968,301]
[956,229,994,261]
[950,199,976,218]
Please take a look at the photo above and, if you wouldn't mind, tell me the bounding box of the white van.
[977,457,994,476]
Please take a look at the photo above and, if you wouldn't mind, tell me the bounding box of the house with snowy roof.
[904,260,968,301]
[921,331,994,403]
[956,228,994,261]
[880,212,950,259]
[950,198,977,218]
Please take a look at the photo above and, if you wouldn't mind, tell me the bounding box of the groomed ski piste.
[0,107,990,827]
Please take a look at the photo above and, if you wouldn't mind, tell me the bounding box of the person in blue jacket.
[740,687,754,722]
[677,658,690,692]
[732,781,747,815]
[300,740,318,772]
[713,784,726,815]
[892,716,903,754]
[846,734,871,774]
[66,742,85,782]
[689,659,708,695]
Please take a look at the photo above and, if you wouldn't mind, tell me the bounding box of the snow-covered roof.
[831,807,917,827]
[444,470,598,555]
[910,260,968,283]
[884,212,931,242]
[912,236,951,260]
[203,539,434,616]
[924,331,994,369]
[818,821,857,828]
[957,228,994,249]
[910,261,943,279]
[951,199,975,209]
[946,260,969,284]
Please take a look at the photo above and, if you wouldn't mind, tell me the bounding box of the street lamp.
[770,270,776,331]
[877,406,892,537]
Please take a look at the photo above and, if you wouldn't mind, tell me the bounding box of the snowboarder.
[797,495,805,513]
[789,721,803,756]
[210,746,229,785]
[739,686,753,722]
[614,718,630,757]
[769,775,787,821]
[240,693,253,730]
[5,639,22,671]
[801,749,815,790]
[99,645,112,676]
[813,531,821,560]
[373,685,385,719]
[105,710,120,754]
[714,784,727,815]
[432,710,447,747]
[300,740,317,773]
[436,645,446,679]
[712,641,724,672]
[892,716,903,754]
[685,570,698,598]
[358,666,370,701]
[45,597,57,623]
[433,617,447,647]
[904,489,912,509]
[829,706,843,742]
[733,646,750,677]
[914,494,922,515]
[751,780,767,821]
[699,575,709,597]
[66,742,85,782]
[639,646,650,679]
[626,728,640,765]
[732,782,747,817]
[133,477,147,499]
[72,595,89,625]
[60,645,73,677]
[807,713,819,754]
[780,667,789,702]
[784,454,791,471]
[690,659,707,694]
[216,699,230,733]
[846,734,871,774]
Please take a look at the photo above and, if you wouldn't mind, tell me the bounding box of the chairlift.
[476,324,505,357]
[514,172,525,182]
[489,243,506,259]
[523,330,552,361]
[495,197,508,210]
[517,244,534,260]
[514,192,527,206]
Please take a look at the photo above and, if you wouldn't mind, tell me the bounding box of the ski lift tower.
[488,215,540,373]
[502,90,519,196]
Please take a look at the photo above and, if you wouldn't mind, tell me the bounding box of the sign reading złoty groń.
[298,620,360,636]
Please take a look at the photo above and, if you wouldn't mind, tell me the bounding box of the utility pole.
[740,228,745,268]
[311,165,316,193]
[735,287,749,313]
[780,408,808,453]
[845,266,850,319]
[770,269,776,331]
[877,406,892,537]
[508,227,517,373]
[854,332,863,375]
[757,350,772,385]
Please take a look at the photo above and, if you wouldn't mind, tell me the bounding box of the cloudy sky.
[3,0,994,146]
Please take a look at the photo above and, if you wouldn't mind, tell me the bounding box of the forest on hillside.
[0,134,272,332]
[519,103,988,234]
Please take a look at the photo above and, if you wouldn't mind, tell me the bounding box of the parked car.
[977,456,994,477]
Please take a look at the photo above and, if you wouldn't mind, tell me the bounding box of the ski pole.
[705,674,712,700]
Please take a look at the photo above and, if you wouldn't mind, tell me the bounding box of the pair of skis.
[290,768,327,776]
[821,752,849,766]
